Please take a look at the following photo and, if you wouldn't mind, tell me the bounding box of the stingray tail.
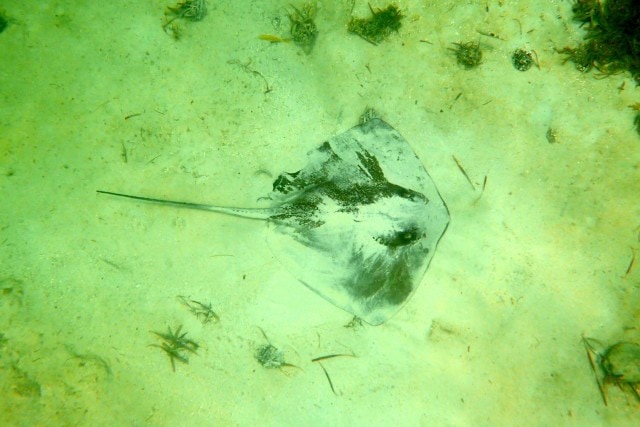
[96,190,275,220]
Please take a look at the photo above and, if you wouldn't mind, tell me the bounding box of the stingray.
[97,118,449,325]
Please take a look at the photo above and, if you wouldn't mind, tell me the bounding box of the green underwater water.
[1,1,639,425]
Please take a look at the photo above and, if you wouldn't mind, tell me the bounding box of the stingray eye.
[376,226,423,248]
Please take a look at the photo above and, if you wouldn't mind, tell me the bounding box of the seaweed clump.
[255,344,286,369]
[512,48,535,71]
[162,0,207,40]
[348,4,403,44]
[151,325,199,371]
[289,3,318,54]
[559,0,640,83]
[449,42,482,69]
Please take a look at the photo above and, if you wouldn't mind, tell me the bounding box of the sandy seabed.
[1,1,639,425]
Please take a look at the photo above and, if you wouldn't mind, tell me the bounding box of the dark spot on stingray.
[376,225,424,248]
[97,118,449,325]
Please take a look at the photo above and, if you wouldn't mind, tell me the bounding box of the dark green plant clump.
[348,4,403,44]
[560,0,640,83]
[167,0,207,22]
[449,42,483,69]
[254,344,286,368]
[512,48,534,71]
[178,295,219,324]
[163,0,207,39]
[289,3,318,54]
[151,325,199,371]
